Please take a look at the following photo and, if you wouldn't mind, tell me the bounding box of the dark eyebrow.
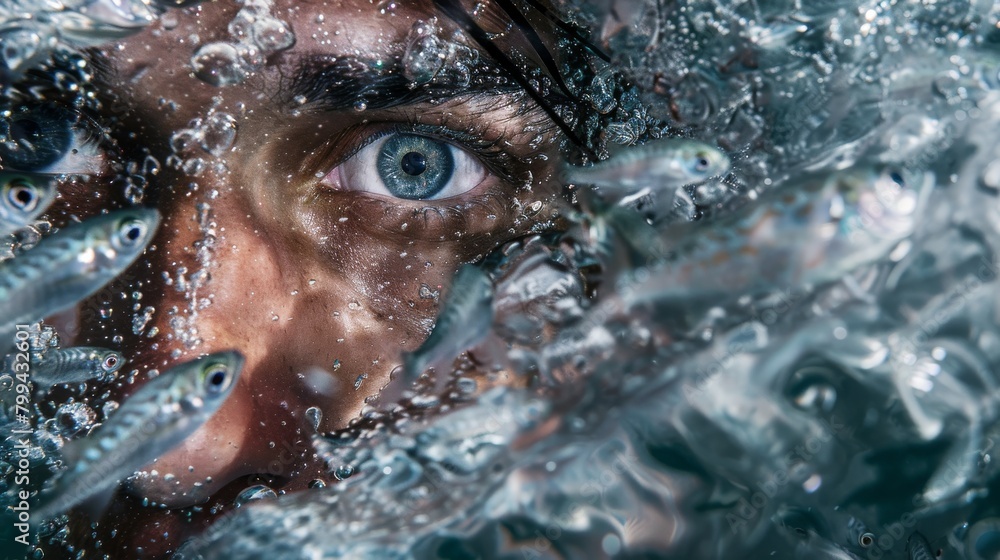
[287,55,523,112]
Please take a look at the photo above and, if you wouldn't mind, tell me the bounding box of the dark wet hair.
[433,0,611,162]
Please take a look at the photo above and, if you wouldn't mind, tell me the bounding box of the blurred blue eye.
[0,104,73,170]
[0,103,104,174]
[329,132,487,201]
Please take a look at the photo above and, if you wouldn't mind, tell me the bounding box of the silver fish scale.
[0,231,98,328]
[60,372,190,479]
[0,209,158,343]
[618,165,929,303]
[34,347,117,387]
[403,264,495,393]
[35,353,241,521]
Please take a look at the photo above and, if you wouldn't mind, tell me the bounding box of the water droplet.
[403,20,445,85]
[418,284,439,301]
[981,160,1000,192]
[132,306,155,335]
[354,373,368,390]
[199,112,238,156]
[191,42,249,87]
[234,485,277,507]
[967,518,1000,560]
[455,376,477,395]
[376,0,399,14]
[54,402,97,437]
[0,29,44,73]
[305,406,322,431]
[334,465,354,480]
[252,17,295,54]
[601,534,622,555]
[787,365,838,413]
[182,157,206,176]
[802,473,822,493]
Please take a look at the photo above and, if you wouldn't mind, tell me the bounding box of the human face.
[67,0,570,555]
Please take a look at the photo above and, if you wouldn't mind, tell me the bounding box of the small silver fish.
[403,264,494,394]
[620,163,933,304]
[32,346,124,390]
[0,172,57,237]
[564,138,730,193]
[33,351,244,521]
[0,208,160,343]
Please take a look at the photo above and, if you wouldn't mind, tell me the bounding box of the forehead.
[104,0,541,111]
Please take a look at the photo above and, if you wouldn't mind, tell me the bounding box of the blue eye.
[1,104,73,170]
[0,103,104,174]
[377,134,455,200]
[327,132,487,201]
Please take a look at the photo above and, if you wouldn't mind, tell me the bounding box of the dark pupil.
[400,152,427,176]
[376,134,454,200]
[123,225,142,242]
[697,158,709,169]
[105,356,117,367]
[210,370,226,387]
[890,171,904,185]
[10,185,34,208]
[0,107,74,170]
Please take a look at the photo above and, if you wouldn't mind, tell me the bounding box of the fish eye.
[203,364,232,394]
[324,132,487,201]
[4,177,38,212]
[102,354,122,372]
[889,170,905,186]
[115,218,149,248]
[693,153,711,172]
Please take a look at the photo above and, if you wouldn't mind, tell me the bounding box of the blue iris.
[376,134,455,200]
[0,105,74,171]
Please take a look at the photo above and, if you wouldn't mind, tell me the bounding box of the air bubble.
[305,406,322,431]
[234,485,277,507]
[191,42,250,87]
[333,465,354,480]
[54,402,98,437]
[199,112,238,156]
[252,17,295,54]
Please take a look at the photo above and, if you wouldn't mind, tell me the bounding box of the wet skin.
[58,0,572,556]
